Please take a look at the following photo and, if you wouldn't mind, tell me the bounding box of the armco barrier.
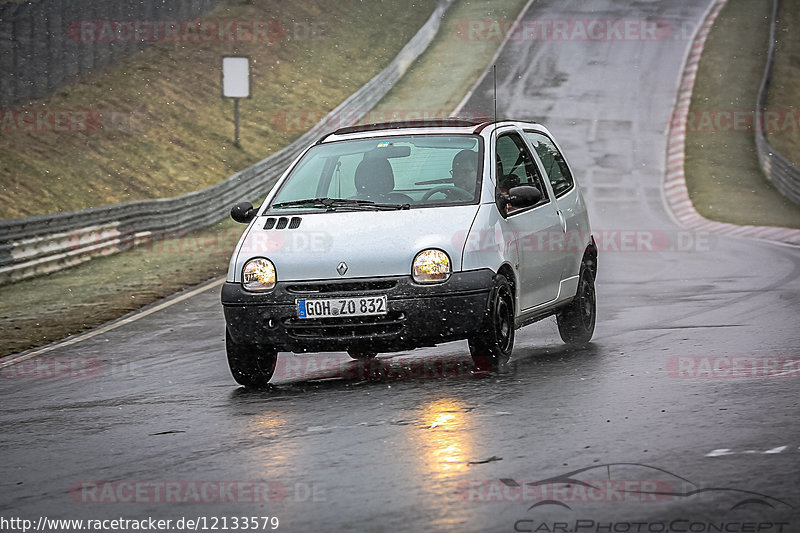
[755,0,800,206]
[0,0,454,285]
[0,0,223,108]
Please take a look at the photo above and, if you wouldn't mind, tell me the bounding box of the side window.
[495,132,549,198]
[525,131,574,197]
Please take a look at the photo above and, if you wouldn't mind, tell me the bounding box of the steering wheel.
[421,185,474,202]
[351,191,414,204]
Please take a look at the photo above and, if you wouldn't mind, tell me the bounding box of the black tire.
[468,274,515,370]
[557,265,596,345]
[347,350,378,360]
[226,330,278,387]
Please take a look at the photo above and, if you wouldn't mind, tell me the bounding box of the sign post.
[222,56,250,146]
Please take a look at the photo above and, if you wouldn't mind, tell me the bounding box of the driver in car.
[450,149,479,196]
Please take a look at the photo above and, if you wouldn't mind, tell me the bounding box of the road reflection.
[411,396,488,530]
[420,397,474,475]
[223,342,605,529]
[223,393,300,480]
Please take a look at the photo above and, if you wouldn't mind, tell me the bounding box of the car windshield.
[269,135,482,211]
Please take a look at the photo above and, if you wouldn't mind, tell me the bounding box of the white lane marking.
[706,445,789,457]
[772,366,800,377]
[0,277,226,369]
[706,449,733,457]
[765,445,788,454]
[451,0,536,116]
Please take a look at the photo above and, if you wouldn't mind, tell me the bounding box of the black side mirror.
[497,185,543,214]
[231,202,257,224]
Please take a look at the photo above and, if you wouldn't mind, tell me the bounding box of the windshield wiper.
[271,197,409,211]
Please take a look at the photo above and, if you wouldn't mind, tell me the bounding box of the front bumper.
[221,269,495,353]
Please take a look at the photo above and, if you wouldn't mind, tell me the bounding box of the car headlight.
[242,258,276,291]
[412,249,451,283]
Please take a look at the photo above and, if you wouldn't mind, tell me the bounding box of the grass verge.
[684,0,800,228]
[0,217,240,356]
[0,0,437,218]
[370,0,529,119]
[767,0,800,166]
[0,0,528,358]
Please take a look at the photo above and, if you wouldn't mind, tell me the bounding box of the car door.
[524,129,589,283]
[494,131,566,310]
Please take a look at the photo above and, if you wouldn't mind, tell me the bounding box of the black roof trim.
[315,119,527,143]
[334,118,483,135]
[473,120,516,133]
[315,119,487,144]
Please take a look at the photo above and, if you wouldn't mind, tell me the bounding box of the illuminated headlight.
[412,249,451,283]
[242,258,276,291]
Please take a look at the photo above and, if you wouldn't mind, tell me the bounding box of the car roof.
[316,119,549,143]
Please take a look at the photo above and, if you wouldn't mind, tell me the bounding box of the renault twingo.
[222,119,597,386]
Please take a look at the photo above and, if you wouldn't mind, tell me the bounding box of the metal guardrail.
[0,0,454,285]
[0,0,223,108]
[755,0,800,206]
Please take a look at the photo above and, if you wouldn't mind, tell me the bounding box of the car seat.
[353,156,413,204]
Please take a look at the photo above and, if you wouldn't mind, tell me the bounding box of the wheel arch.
[496,263,518,310]
[583,236,598,279]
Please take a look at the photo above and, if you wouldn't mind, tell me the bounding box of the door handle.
[556,210,567,233]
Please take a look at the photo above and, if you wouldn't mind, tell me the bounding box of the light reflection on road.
[422,398,473,474]
[412,396,486,529]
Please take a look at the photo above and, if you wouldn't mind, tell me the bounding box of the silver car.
[221,119,597,386]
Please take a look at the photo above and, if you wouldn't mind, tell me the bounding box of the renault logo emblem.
[337,262,348,276]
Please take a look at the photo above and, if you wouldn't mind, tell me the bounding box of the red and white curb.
[664,0,800,246]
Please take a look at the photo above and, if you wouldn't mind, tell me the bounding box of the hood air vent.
[264,217,302,230]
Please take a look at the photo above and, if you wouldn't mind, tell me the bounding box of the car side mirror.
[231,202,257,224]
[497,185,543,214]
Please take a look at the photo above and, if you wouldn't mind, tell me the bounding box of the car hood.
[231,205,480,282]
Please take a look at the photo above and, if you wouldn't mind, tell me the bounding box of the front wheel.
[556,265,596,345]
[226,330,278,387]
[469,274,515,370]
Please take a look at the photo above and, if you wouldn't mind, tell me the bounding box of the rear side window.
[525,131,574,197]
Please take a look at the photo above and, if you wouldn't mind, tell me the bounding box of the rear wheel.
[557,265,596,345]
[469,274,515,370]
[226,330,278,387]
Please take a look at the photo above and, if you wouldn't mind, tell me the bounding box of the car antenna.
[492,64,499,183]
[493,64,497,127]
[492,64,498,133]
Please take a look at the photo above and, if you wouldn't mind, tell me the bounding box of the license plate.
[297,295,388,319]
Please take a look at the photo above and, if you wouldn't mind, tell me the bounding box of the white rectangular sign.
[222,56,250,98]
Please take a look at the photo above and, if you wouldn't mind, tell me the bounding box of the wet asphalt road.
[2,0,799,531]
